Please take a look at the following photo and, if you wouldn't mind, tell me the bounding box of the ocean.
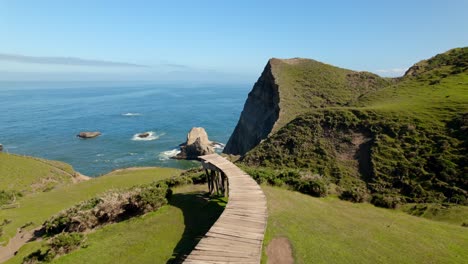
[0,82,249,176]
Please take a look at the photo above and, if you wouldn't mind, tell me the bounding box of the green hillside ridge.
[223,57,392,155]
[269,58,393,132]
[241,47,468,208]
[0,153,77,196]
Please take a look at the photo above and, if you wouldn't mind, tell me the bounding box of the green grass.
[243,48,468,207]
[262,186,468,264]
[0,153,74,194]
[399,203,468,226]
[270,58,391,131]
[6,185,226,264]
[0,167,180,244]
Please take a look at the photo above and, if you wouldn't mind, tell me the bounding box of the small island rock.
[175,127,215,160]
[137,132,150,138]
[77,132,101,139]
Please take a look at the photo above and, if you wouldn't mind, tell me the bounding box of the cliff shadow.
[166,191,226,264]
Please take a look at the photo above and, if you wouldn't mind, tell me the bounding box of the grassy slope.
[243,48,468,206]
[399,203,468,225]
[0,167,180,244]
[7,185,225,264]
[270,58,392,132]
[0,153,74,194]
[262,186,468,264]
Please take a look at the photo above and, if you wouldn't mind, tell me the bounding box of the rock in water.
[137,132,150,138]
[77,132,101,139]
[175,127,215,160]
[0,144,3,152]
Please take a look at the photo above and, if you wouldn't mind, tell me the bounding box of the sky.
[0,0,467,83]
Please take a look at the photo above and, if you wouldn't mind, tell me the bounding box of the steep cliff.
[223,61,280,155]
[240,48,468,207]
[224,58,391,155]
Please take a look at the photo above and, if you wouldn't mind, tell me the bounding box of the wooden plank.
[184,154,267,264]
[205,232,263,244]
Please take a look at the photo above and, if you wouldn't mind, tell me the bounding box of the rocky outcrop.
[77,132,101,139]
[137,132,150,138]
[223,61,280,155]
[175,127,215,160]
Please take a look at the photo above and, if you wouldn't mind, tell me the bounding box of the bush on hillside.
[296,178,328,197]
[371,193,402,209]
[23,233,85,264]
[241,166,329,197]
[49,233,85,255]
[179,168,207,184]
[339,187,370,203]
[0,190,22,206]
[43,182,170,236]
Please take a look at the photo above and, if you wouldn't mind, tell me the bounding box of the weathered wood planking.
[183,154,267,264]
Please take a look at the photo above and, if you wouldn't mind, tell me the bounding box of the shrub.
[180,168,207,184]
[23,233,85,263]
[43,182,169,236]
[371,193,402,209]
[0,190,21,206]
[339,187,370,203]
[131,183,169,212]
[295,178,328,197]
[23,249,53,264]
[49,233,85,255]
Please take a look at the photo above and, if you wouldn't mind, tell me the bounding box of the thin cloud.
[0,53,149,68]
[161,63,190,69]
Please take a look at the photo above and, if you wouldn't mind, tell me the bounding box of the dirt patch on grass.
[266,237,294,264]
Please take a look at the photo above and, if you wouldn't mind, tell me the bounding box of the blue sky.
[0,0,467,82]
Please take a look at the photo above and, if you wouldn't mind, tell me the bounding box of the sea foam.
[159,149,181,160]
[212,142,225,150]
[122,112,142,116]
[131,131,163,141]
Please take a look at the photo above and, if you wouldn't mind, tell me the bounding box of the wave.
[131,131,163,141]
[212,142,225,150]
[158,149,181,160]
[122,112,142,116]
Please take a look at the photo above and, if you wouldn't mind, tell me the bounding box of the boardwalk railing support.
[184,154,268,264]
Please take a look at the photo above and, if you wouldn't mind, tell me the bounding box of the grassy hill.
[0,166,180,245]
[270,58,392,131]
[6,182,465,264]
[241,47,468,208]
[262,186,468,264]
[5,185,225,264]
[0,153,77,196]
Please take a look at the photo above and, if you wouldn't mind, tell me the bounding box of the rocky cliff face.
[223,61,280,155]
[224,57,391,156]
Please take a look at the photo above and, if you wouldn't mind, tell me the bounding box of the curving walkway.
[184,154,267,264]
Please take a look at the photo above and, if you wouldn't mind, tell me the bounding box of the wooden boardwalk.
[184,154,268,264]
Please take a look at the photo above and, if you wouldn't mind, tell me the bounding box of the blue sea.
[0,82,249,176]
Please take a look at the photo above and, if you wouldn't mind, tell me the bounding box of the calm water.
[0,82,249,176]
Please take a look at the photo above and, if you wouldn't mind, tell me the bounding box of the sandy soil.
[266,237,294,264]
[0,228,41,263]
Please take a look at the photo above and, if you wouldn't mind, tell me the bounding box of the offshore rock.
[77,132,101,139]
[175,127,215,160]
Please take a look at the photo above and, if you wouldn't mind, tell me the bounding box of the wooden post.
[204,169,212,194]
[221,171,227,197]
[212,170,219,195]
